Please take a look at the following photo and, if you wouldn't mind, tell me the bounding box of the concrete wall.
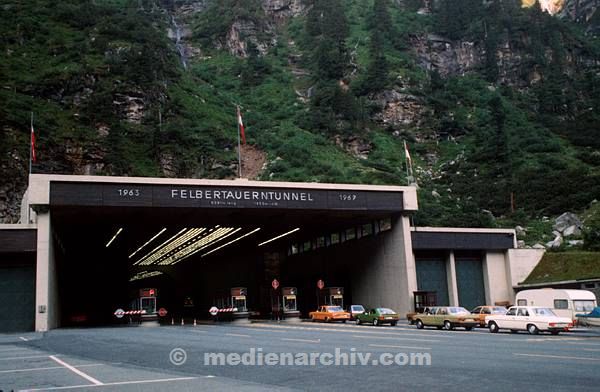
[35,211,59,331]
[483,251,512,305]
[352,215,417,315]
[507,249,545,287]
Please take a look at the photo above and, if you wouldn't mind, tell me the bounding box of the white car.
[486,306,573,335]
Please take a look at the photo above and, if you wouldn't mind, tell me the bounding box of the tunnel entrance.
[42,178,413,328]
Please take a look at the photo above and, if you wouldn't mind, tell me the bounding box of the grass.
[523,252,600,284]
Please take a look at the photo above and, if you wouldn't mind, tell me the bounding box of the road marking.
[353,335,440,343]
[247,323,448,339]
[281,338,320,343]
[583,348,600,352]
[513,353,600,362]
[20,376,197,391]
[190,330,207,333]
[225,333,251,338]
[19,337,29,341]
[369,344,432,350]
[0,355,53,361]
[0,364,103,374]
[49,356,103,386]
[205,375,216,378]
[0,347,34,353]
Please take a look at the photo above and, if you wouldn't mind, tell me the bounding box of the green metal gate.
[455,255,485,310]
[415,257,449,306]
[0,266,35,332]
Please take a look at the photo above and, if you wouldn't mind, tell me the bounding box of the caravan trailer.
[515,289,597,323]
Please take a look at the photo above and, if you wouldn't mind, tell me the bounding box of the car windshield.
[327,306,343,312]
[378,308,396,314]
[573,300,596,312]
[351,305,365,312]
[533,308,557,316]
[449,307,470,314]
[492,307,507,314]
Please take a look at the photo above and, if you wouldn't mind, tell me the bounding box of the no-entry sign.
[272,279,280,290]
[158,308,167,317]
[317,279,325,290]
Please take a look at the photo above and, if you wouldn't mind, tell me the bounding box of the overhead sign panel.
[50,182,404,211]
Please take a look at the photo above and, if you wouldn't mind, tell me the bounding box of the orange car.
[471,306,508,327]
[309,305,350,323]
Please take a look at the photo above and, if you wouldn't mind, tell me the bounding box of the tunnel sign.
[317,279,325,290]
[272,279,280,290]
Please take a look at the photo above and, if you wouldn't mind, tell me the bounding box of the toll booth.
[282,287,300,319]
[413,291,437,313]
[231,287,249,320]
[128,288,158,322]
[324,287,344,307]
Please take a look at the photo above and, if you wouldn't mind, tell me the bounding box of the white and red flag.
[237,106,246,145]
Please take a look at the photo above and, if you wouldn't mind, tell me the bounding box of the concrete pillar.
[35,210,59,331]
[351,215,417,315]
[446,251,459,306]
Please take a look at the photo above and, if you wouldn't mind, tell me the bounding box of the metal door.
[456,256,486,310]
[0,266,35,332]
[415,258,449,306]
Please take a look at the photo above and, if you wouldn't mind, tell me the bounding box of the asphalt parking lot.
[1,321,600,391]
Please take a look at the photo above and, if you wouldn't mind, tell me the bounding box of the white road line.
[190,330,207,333]
[20,376,197,391]
[583,348,600,352]
[0,364,103,374]
[353,335,440,343]
[369,344,432,350]
[49,356,103,386]
[225,333,251,338]
[19,337,29,341]
[0,355,53,361]
[0,347,33,353]
[247,323,447,338]
[281,338,320,343]
[513,353,600,362]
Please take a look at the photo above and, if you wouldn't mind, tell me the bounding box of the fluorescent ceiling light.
[129,228,167,259]
[168,227,241,265]
[201,228,261,258]
[258,228,300,247]
[129,270,163,282]
[105,228,123,248]
[135,228,204,266]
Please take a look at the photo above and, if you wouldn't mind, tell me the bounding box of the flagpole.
[29,112,33,175]
[236,106,242,178]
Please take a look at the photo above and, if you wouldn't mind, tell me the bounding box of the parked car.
[414,306,478,331]
[406,307,432,325]
[356,308,399,326]
[349,304,366,320]
[471,306,508,327]
[486,306,573,335]
[515,289,597,324]
[309,305,350,323]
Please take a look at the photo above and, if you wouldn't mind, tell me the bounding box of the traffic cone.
[171,317,174,325]
[194,318,197,326]
[181,317,184,326]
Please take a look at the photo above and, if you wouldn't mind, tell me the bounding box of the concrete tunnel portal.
[26,175,419,330]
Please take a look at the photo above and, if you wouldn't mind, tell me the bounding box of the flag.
[237,106,246,145]
[31,124,36,164]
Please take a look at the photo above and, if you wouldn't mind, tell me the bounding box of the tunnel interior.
[51,205,397,326]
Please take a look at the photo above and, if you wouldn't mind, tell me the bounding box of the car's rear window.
[378,308,395,314]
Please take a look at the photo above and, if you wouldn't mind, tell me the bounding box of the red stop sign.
[317,279,325,289]
[272,279,280,290]
[158,308,167,317]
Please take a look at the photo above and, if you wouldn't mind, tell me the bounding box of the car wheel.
[342,320,346,324]
[527,324,539,335]
[489,322,499,333]
[551,330,560,335]
[356,318,361,325]
[416,319,424,329]
[391,321,397,327]
[444,320,453,331]
[373,319,379,326]
[465,326,473,331]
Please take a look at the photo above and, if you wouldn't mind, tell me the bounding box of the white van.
[515,289,597,323]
